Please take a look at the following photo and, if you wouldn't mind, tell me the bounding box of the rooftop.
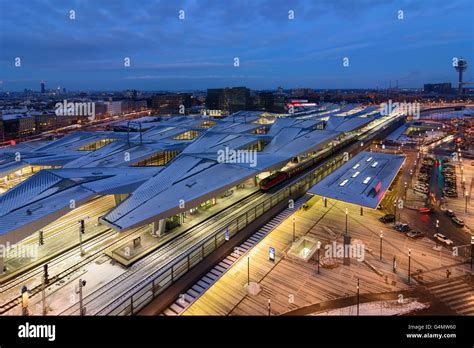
[307,151,406,208]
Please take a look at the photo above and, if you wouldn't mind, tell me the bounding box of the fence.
[102,152,347,315]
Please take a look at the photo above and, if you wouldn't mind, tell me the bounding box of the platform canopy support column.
[151,219,166,237]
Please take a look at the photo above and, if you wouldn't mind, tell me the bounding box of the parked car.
[419,207,432,214]
[379,214,395,223]
[407,231,424,239]
[444,209,455,217]
[451,217,465,226]
[395,223,410,232]
[434,233,454,246]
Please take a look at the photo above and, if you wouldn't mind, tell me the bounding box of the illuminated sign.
[269,247,275,262]
[375,181,381,193]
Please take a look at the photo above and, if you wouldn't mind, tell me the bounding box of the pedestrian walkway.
[426,276,474,315]
[163,196,310,316]
[182,191,467,316]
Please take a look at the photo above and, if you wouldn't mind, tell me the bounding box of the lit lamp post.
[317,241,321,274]
[394,201,397,224]
[267,299,271,316]
[292,217,296,242]
[408,249,412,284]
[404,182,408,200]
[466,192,469,214]
[345,208,348,235]
[409,169,413,188]
[379,231,383,261]
[436,219,439,234]
[356,278,360,316]
[247,256,250,286]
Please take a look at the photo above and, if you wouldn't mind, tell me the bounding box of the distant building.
[105,100,123,116]
[40,81,45,94]
[2,114,36,139]
[206,87,250,113]
[94,103,108,118]
[257,92,285,112]
[151,93,191,115]
[424,83,452,94]
[290,88,314,98]
[0,112,4,142]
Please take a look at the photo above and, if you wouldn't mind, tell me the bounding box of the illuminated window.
[352,163,360,169]
[173,130,201,140]
[371,161,378,168]
[366,157,373,162]
[198,120,216,129]
[132,151,179,166]
[78,138,115,151]
[363,176,371,184]
[352,171,360,178]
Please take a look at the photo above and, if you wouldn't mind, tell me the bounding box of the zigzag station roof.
[307,151,406,208]
[0,106,395,242]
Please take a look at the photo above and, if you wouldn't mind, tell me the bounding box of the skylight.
[352,171,360,178]
[339,179,349,187]
[352,163,360,169]
[363,176,371,184]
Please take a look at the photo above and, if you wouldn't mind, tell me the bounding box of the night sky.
[1,0,473,91]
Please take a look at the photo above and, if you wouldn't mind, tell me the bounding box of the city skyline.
[1,0,473,91]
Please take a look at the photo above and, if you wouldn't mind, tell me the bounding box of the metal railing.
[101,154,346,315]
[96,114,405,315]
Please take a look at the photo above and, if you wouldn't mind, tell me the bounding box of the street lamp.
[345,208,348,235]
[408,249,412,284]
[379,231,383,261]
[267,299,271,316]
[292,217,296,242]
[404,182,408,200]
[466,192,469,214]
[356,278,360,316]
[247,256,250,286]
[317,241,321,274]
[394,201,397,224]
[436,219,439,234]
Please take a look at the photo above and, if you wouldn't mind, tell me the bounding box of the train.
[259,116,406,191]
[259,136,353,190]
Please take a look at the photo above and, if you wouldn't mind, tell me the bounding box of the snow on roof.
[308,151,405,208]
[0,107,389,238]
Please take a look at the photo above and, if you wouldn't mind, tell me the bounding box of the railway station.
[0,104,403,278]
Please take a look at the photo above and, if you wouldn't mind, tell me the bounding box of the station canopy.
[308,151,406,208]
